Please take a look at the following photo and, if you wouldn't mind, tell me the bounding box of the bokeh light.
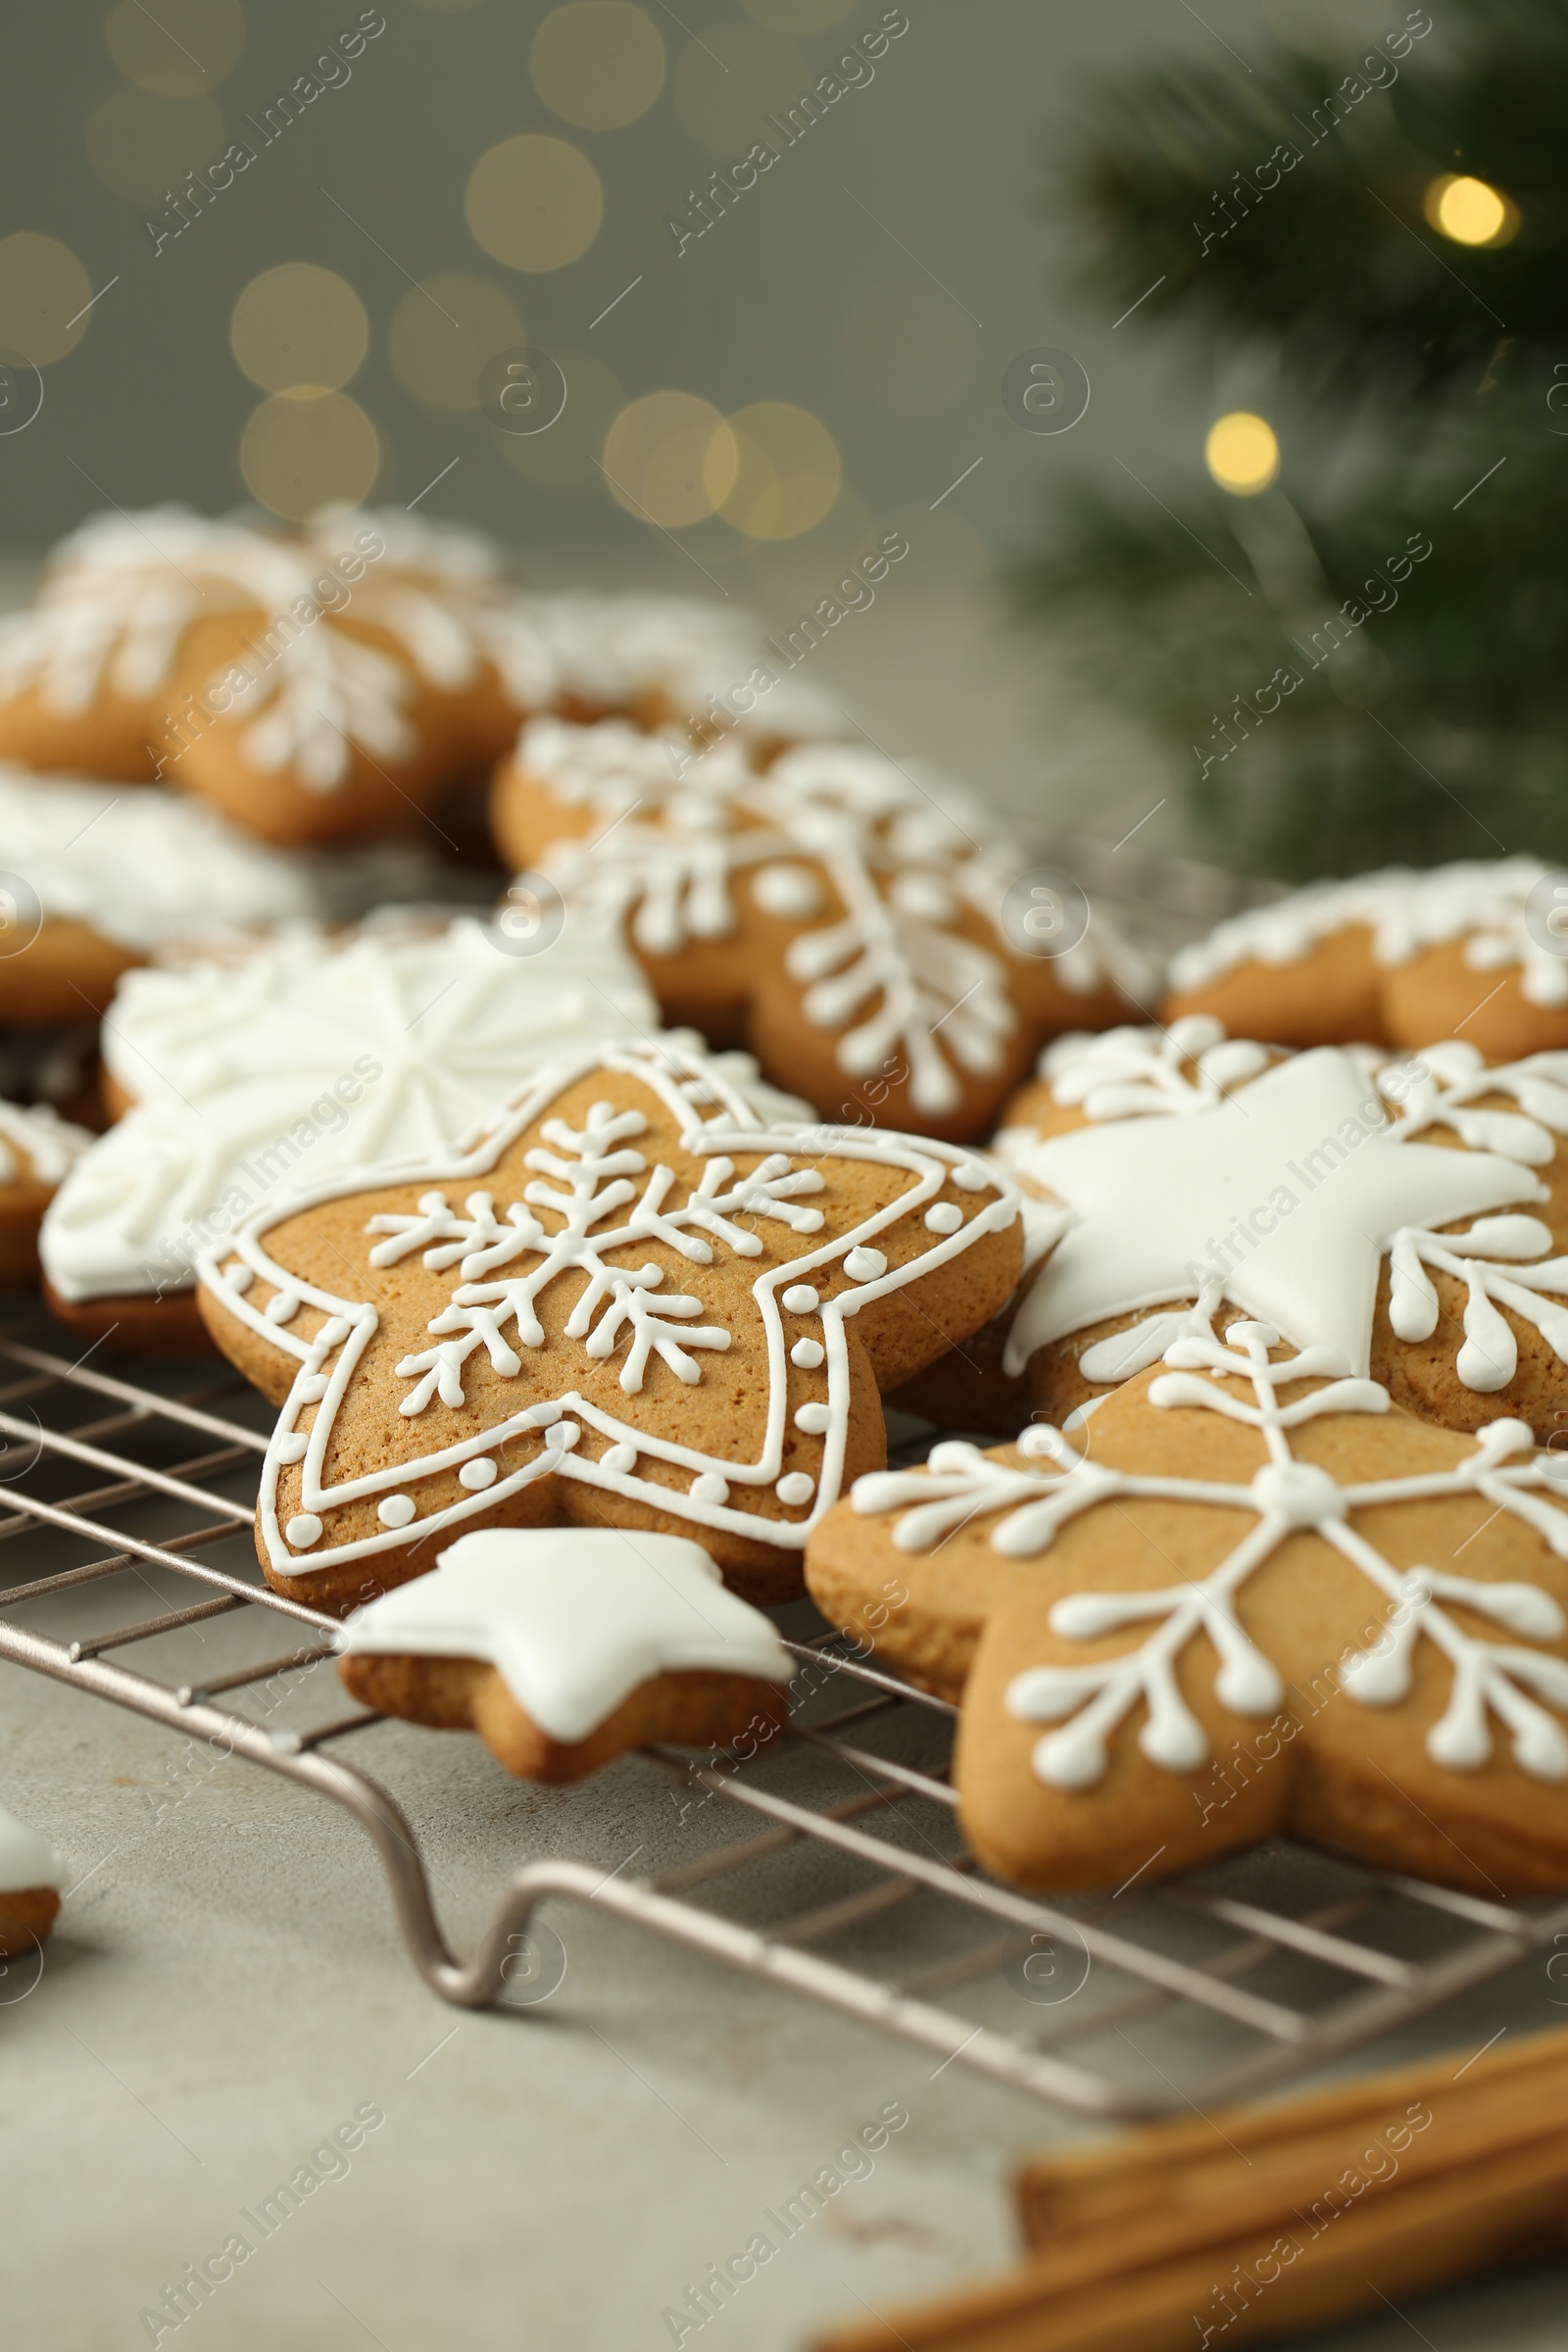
[104,0,245,97]
[739,0,856,24]
[530,4,666,130]
[388,271,525,411]
[671,21,807,159]
[716,402,841,539]
[0,234,94,366]
[603,392,737,526]
[840,275,978,417]
[1423,173,1519,248]
[230,265,368,394]
[498,344,623,487]
[239,390,381,520]
[1204,411,1280,496]
[466,134,604,272]
[85,88,226,207]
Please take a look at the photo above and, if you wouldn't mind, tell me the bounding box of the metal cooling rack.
[3,1309,1566,2122]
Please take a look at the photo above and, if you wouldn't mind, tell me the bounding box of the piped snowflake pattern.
[366,1102,828,1408]
[853,1317,1568,1791]
[528,729,1141,1119]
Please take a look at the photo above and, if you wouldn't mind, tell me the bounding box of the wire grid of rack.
[2,1305,1566,2124]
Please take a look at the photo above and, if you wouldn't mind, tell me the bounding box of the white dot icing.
[794,1401,831,1435]
[775,1472,815,1506]
[690,1472,729,1505]
[334,1527,794,1742]
[377,1494,416,1528]
[0,1801,64,1895]
[783,1286,819,1314]
[953,1160,990,1192]
[844,1246,887,1281]
[790,1338,825,1370]
[924,1202,963,1234]
[286,1514,323,1548]
[598,1444,636,1475]
[751,861,824,919]
[459,1457,499,1490]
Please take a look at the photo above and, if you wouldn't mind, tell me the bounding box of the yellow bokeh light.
[86,88,226,207]
[1423,173,1519,248]
[603,391,737,527]
[1204,411,1279,497]
[530,4,666,130]
[387,272,525,412]
[0,233,94,367]
[230,265,368,394]
[498,344,623,487]
[739,0,856,25]
[716,402,840,539]
[239,389,381,521]
[105,0,245,98]
[466,133,604,273]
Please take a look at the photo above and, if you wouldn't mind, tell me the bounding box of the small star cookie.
[335,1528,794,1782]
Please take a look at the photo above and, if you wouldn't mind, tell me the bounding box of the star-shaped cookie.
[810,1314,1568,1898]
[201,1041,1023,1611]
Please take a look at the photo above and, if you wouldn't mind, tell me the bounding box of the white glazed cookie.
[1164,857,1568,1060]
[530,591,843,749]
[0,1799,64,1957]
[905,1017,1568,1443]
[197,1037,1024,1610]
[492,725,1151,1141]
[0,1099,93,1285]
[335,1527,795,1781]
[42,912,662,1353]
[810,1312,1568,1898]
[0,767,319,1021]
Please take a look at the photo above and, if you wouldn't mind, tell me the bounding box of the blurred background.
[0,0,1548,867]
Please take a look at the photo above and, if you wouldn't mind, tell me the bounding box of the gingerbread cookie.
[0,1100,92,1285]
[1165,857,1568,1061]
[531,590,843,756]
[336,1526,793,1781]
[492,725,1149,1141]
[0,506,262,779]
[42,911,661,1356]
[0,766,318,1023]
[815,1314,1568,1897]
[0,1800,64,1957]
[905,1018,1568,1443]
[196,1039,1022,1611]
[167,510,560,847]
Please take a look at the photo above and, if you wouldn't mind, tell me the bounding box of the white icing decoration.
[377,1494,416,1528]
[1168,857,1568,1012]
[844,1246,887,1280]
[0,1100,92,1189]
[212,1041,1017,1576]
[597,1444,635,1475]
[790,1338,825,1369]
[274,1434,309,1464]
[460,1456,499,1489]
[0,1801,64,1895]
[997,1043,1560,1393]
[0,768,317,953]
[953,1160,989,1191]
[335,1527,793,1742]
[752,861,824,919]
[794,1401,831,1434]
[783,1286,819,1313]
[1039,1019,1271,1120]
[266,1290,301,1326]
[44,914,661,1305]
[525,727,1149,1119]
[224,1260,254,1294]
[776,1472,814,1504]
[853,1314,1568,1788]
[924,1201,964,1235]
[286,1513,323,1548]
[368,1111,827,1407]
[691,1472,729,1504]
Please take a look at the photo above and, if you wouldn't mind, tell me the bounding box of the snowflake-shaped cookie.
[964,1019,1568,1441]
[492,725,1150,1141]
[200,1041,1023,1611]
[821,1314,1568,1898]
